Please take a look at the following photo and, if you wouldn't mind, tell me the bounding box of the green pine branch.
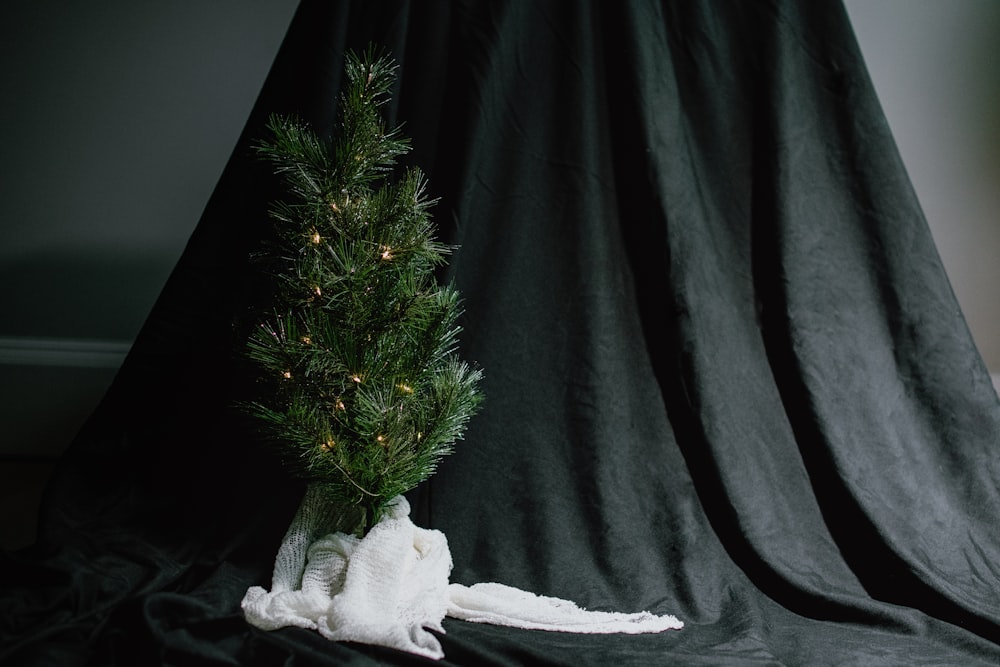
[243,47,482,536]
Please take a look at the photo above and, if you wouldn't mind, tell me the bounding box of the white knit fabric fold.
[242,486,682,660]
[447,582,684,633]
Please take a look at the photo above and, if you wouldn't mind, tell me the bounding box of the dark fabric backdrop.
[4,1,1000,664]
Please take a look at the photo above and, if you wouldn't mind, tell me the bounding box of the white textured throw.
[242,486,683,660]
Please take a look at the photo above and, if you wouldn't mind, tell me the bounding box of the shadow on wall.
[965,1,1000,181]
[961,0,1000,371]
[0,252,172,340]
[846,0,1000,370]
[0,252,171,459]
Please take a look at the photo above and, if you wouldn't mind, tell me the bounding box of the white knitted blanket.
[242,486,683,660]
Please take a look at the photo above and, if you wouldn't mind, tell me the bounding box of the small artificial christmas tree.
[240,48,682,658]
[242,47,482,537]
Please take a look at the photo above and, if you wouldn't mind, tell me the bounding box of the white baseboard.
[0,337,130,369]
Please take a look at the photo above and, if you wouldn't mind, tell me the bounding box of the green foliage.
[244,47,482,536]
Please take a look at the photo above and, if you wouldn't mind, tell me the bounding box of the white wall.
[0,2,299,458]
[844,0,1000,383]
